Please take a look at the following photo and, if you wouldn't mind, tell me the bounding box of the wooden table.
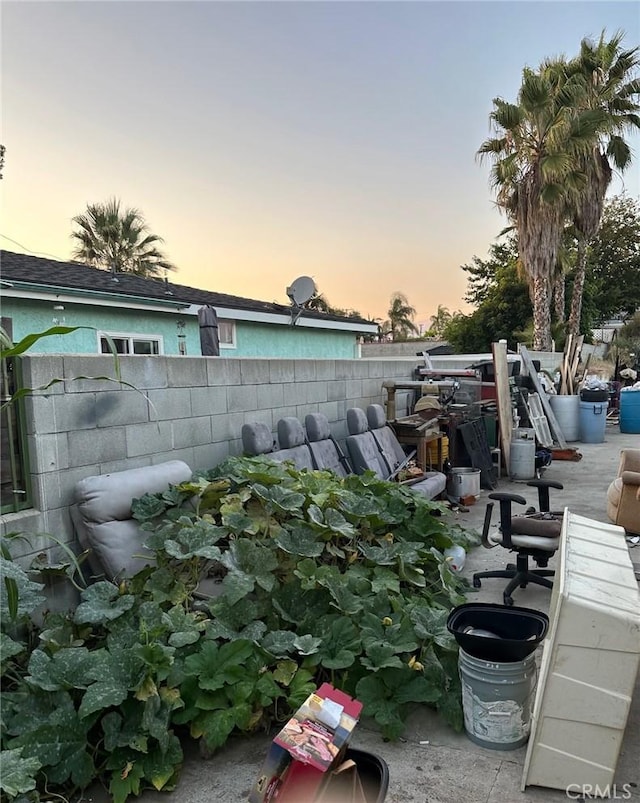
[391,419,445,471]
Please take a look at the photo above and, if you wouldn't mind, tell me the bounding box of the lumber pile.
[558,334,587,395]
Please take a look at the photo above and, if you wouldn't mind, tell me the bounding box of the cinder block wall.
[1,355,415,556]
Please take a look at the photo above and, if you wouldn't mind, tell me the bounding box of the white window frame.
[97,331,164,356]
[218,319,236,349]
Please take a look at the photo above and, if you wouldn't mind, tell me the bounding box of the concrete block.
[167,357,207,388]
[240,360,271,385]
[31,472,62,513]
[23,396,56,435]
[212,411,247,443]
[336,361,359,380]
[27,433,69,474]
[315,360,336,380]
[21,355,65,396]
[318,401,339,422]
[257,383,285,410]
[48,393,98,430]
[328,380,347,402]
[351,361,370,378]
[305,382,328,403]
[363,378,385,397]
[197,441,230,471]
[146,388,193,421]
[227,385,258,412]
[63,356,123,393]
[68,427,127,466]
[49,464,101,509]
[0,508,43,540]
[345,379,363,400]
[173,416,212,449]
[96,390,150,427]
[42,506,75,546]
[294,361,317,382]
[284,383,309,405]
[206,359,241,387]
[271,407,298,427]
[119,356,169,390]
[125,421,173,457]
[190,386,228,417]
[269,360,296,383]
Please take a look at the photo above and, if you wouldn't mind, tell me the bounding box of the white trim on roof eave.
[3,287,187,313]
[179,304,378,333]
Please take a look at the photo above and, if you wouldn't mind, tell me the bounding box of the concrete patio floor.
[83,425,640,803]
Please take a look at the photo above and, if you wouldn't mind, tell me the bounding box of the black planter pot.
[580,389,609,402]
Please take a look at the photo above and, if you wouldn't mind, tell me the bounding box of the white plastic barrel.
[510,439,535,480]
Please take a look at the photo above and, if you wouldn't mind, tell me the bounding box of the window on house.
[99,333,163,355]
[218,320,236,348]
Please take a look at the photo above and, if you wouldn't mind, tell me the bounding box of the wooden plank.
[492,341,513,476]
[519,346,568,449]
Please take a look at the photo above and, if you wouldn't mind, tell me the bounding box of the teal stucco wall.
[3,299,359,358]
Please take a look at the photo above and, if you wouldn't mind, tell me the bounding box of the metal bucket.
[447,467,481,499]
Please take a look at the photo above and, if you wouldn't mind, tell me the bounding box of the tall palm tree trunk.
[532,274,552,351]
[553,273,565,323]
[568,236,588,335]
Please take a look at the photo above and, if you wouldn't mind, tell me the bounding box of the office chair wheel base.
[472,577,482,589]
[503,595,514,607]
[506,563,516,571]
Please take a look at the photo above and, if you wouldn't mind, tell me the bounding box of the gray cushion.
[347,407,369,435]
[277,417,306,448]
[72,460,192,580]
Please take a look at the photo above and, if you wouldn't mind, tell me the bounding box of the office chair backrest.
[305,413,352,477]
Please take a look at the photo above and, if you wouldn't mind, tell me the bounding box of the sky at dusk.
[2,1,639,329]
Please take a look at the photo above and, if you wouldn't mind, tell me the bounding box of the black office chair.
[473,479,564,606]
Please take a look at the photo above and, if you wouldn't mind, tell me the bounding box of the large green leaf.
[183,640,255,691]
[162,519,226,560]
[74,582,135,625]
[26,647,95,692]
[163,605,207,648]
[0,557,45,618]
[314,617,360,670]
[0,632,25,663]
[260,630,297,657]
[253,484,306,512]
[273,523,324,557]
[0,749,41,797]
[323,508,356,538]
[221,538,278,593]
[360,642,404,672]
[409,605,457,650]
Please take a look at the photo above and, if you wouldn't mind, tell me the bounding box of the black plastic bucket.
[334,748,389,803]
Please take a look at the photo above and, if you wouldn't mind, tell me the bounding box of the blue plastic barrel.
[619,390,640,434]
[578,401,608,443]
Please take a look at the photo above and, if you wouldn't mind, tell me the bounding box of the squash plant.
[0,456,478,803]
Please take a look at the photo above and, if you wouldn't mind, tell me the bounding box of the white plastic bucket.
[549,394,580,442]
[459,649,537,750]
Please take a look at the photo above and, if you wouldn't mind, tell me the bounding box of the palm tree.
[566,31,640,336]
[429,304,453,338]
[386,292,419,340]
[71,198,175,278]
[478,62,599,350]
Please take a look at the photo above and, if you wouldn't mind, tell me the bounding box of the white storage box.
[522,511,640,792]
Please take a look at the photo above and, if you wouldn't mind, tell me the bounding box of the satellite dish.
[286,276,317,306]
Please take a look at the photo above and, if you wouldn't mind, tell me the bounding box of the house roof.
[0,250,375,329]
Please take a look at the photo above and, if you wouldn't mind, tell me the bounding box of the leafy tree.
[583,195,640,325]
[305,291,362,319]
[443,236,532,352]
[71,198,175,278]
[567,31,640,335]
[385,292,419,340]
[478,51,609,350]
